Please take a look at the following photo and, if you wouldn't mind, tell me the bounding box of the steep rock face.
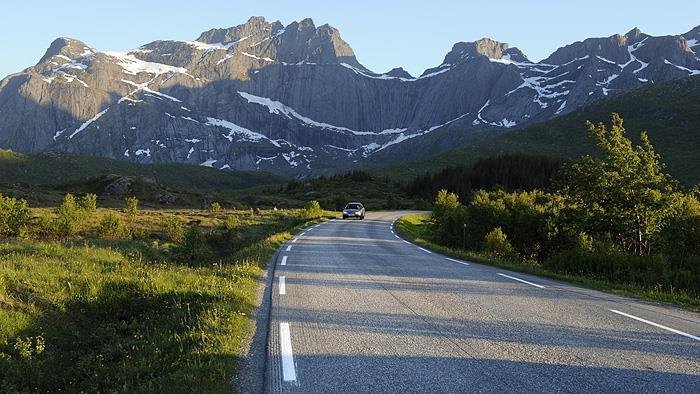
[0,18,699,176]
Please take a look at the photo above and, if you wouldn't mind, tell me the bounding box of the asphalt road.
[265,211,700,393]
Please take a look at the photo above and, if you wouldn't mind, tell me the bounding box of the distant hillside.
[0,149,285,191]
[381,75,700,185]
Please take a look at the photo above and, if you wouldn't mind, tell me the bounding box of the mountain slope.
[379,75,700,185]
[0,17,699,175]
[0,149,284,191]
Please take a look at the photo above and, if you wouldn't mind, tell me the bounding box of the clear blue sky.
[2,0,698,78]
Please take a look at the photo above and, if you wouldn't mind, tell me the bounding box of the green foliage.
[96,213,127,239]
[482,228,516,260]
[79,193,97,213]
[54,194,84,237]
[409,154,565,200]
[543,251,700,298]
[124,196,139,221]
[558,113,683,255]
[209,202,222,213]
[161,216,185,243]
[303,200,322,218]
[0,194,31,237]
[173,226,215,266]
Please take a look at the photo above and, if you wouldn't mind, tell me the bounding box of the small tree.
[304,200,322,218]
[558,114,682,255]
[210,202,222,213]
[483,227,516,260]
[0,194,31,237]
[55,194,83,237]
[432,189,460,223]
[124,196,139,222]
[79,194,98,213]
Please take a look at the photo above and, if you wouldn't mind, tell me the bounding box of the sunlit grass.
[0,208,328,392]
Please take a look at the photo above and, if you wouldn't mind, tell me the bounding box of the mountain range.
[0,17,698,176]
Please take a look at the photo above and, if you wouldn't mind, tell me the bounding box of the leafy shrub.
[303,200,322,218]
[0,194,31,237]
[483,227,516,260]
[222,215,240,232]
[96,214,127,239]
[173,226,214,266]
[124,197,139,222]
[543,251,700,296]
[161,217,185,243]
[79,194,98,213]
[54,194,84,237]
[209,202,222,213]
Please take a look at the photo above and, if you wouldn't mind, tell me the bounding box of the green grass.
[395,213,700,311]
[0,208,329,392]
[379,75,700,186]
[0,149,285,192]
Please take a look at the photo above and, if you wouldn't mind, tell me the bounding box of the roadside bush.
[543,251,700,296]
[482,227,517,261]
[96,214,127,239]
[124,197,139,222]
[0,194,31,237]
[54,194,84,237]
[173,226,214,266]
[161,216,185,243]
[210,202,222,213]
[79,194,98,214]
[303,200,322,218]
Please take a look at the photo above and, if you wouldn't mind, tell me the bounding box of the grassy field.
[395,213,700,311]
[0,205,329,392]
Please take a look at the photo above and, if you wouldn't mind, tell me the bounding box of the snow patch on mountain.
[103,51,189,75]
[68,107,110,139]
[205,117,281,147]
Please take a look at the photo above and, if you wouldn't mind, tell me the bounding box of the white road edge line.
[279,276,286,295]
[393,234,400,239]
[402,240,411,244]
[497,273,545,289]
[609,309,700,341]
[446,257,470,266]
[281,256,288,266]
[279,323,297,382]
[291,238,299,243]
[286,245,292,252]
[418,247,433,254]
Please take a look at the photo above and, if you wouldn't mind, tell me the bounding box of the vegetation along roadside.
[396,114,700,311]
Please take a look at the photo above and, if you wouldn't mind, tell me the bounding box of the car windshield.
[345,204,362,210]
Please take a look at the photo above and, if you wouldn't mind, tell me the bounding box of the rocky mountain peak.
[38,37,93,64]
[442,38,518,66]
[385,67,414,79]
[626,27,643,40]
[195,16,277,45]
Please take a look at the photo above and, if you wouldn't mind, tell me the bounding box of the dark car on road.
[342,202,365,219]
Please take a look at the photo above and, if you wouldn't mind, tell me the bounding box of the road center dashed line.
[279,276,286,295]
[281,256,288,266]
[286,245,292,252]
[446,257,470,266]
[279,323,297,382]
[609,309,700,341]
[497,273,545,289]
